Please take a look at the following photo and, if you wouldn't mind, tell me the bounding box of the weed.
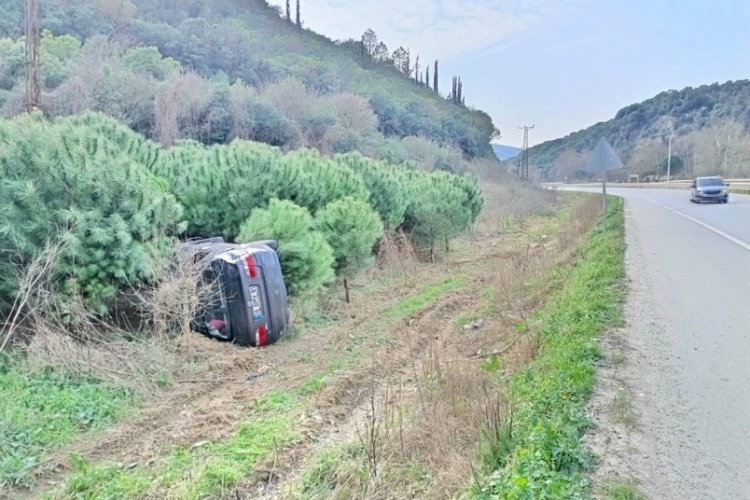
[292,350,315,364]
[298,443,369,498]
[474,200,625,498]
[480,354,502,373]
[602,479,646,500]
[610,352,627,367]
[611,390,638,429]
[383,276,467,320]
[0,363,134,488]
[56,391,302,498]
[455,311,474,328]
[298,373,327,395]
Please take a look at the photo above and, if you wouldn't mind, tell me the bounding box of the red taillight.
[244,254,257,278]
[255,325,267,346]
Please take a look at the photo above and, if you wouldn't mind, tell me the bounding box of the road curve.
[567,187,750,499]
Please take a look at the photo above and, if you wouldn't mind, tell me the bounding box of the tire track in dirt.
[21,194,599,499]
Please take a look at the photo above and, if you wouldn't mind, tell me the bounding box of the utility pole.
[24,0,41,113]
[518,125,535,180]
[666,134,673,182]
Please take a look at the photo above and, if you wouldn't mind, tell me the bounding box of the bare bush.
[0,236,218,392]
[134,244,212,343]
[375,231,418,277]
[0,239,65,353]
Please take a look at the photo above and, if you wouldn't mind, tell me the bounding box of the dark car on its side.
[182,238,289,347]
[690,176,729,204]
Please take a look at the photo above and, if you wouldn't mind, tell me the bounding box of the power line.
[517,125,534,179]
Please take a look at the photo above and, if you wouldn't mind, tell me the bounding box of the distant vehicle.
[690,176,729,204]
[182,238,289,347]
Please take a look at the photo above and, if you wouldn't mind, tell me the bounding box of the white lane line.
[562,187,750,250]
[638,196,750,252]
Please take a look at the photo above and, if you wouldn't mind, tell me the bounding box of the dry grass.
[285,185,604,499]
[4,178,605,499]
[375,230,419,277]
[2,239,219,395]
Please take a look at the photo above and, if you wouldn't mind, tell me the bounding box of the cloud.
[267,0,585,61]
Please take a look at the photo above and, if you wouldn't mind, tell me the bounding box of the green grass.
[297,442,369,497]
[298,373,327,396]
[383,275,467,320]
[0,362,135,489]
[57,391,302,499]
[611,390,638,429]
[602,480,646,500]
[455,311,474,328]
[473,200,625,499]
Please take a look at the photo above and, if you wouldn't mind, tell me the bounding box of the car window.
[697,177,723,187]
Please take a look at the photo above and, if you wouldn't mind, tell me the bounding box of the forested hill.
[0,0,495,167]
[529,80,750,175]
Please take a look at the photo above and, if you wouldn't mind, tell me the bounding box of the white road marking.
[638,196,750,252]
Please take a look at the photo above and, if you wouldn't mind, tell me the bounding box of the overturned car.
[182,238,289,347]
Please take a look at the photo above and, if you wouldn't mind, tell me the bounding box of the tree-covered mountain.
[0,0,496,168]
[492,144,521,161]
[528,80,750,179]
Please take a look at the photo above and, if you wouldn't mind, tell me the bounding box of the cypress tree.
[286,0,290,21]
[296,0,301,27]
[433,60,439,93]
[425,65,430,89]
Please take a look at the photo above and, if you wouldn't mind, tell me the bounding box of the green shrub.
[315,197,383,300]
[0,113,183,312]
[334,152,409,231]
[238,199,334,297]
[402,171,473,255]
[281,148,370,214]
[158,139,298,240]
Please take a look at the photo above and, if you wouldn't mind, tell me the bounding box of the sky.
[266,0,750,147]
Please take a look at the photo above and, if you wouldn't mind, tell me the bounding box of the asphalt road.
[566,187,750,499]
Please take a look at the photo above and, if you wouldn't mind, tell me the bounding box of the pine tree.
[335,153,409,231]
[402,171,473,262]
[238,199,334,298]
[315,197,383,303]
[0,113,184,313]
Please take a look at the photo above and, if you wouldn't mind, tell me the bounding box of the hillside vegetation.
[528,80,750,180]
[0,112,482,314]
[0,0,495,168]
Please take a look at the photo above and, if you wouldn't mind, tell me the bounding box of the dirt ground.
[14,186,602,499]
